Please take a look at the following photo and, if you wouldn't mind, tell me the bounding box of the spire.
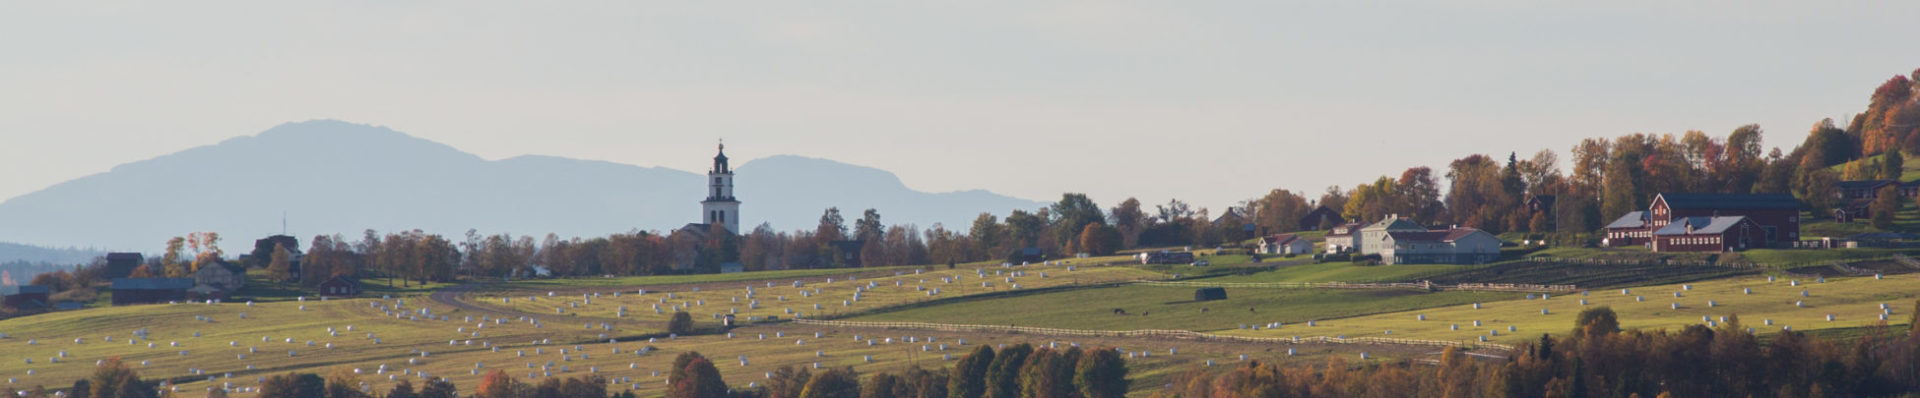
[712,139,730,174]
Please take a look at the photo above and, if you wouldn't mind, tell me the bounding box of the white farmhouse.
[1322,222,1364,253]
[1377,228,1502,265]
[1356,215,1426,255]
[1257,234,1313,255]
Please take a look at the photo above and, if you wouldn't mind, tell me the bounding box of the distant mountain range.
[0,120,1046,252]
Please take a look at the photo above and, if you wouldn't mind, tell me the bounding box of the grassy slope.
[1192,262,1469,284]
[849,285,1521,332]
[469,265,1161,324]
[1216,274,1920,345]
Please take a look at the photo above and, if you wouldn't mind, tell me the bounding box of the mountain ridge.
[0,120,1046,251]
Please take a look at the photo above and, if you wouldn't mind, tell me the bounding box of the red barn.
[1648,193,1800,247]
[1651,216,1762,252]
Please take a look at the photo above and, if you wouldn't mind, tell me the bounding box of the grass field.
[1216,273,1920,345]
[0,286,1399,398]
[849,285,1522,332]
[1191,262,1470,284]
[465,265,1164,327]
[490,267,921,290]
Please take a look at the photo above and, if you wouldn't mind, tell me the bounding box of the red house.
[1650,216,1762,252]
[1647,193,1800,247]
[1835,180,1897,201]
[318,276,360,297]
[1603,211,1652,247]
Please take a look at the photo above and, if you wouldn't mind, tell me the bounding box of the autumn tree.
[984,343,1032,398]
[1073,348,1128,398]
[267,243,293,282]
[1109,198,1146,249]
[668,311,695,335]
[767,366,813,398]
[476,370,520,398]
[949,346,995,398]
[161,236,188,278]
[668,355,728,398]
[817,207,847,241]
[419,378,457,398]
[88,357,156,398]
[260,373,325,398]
[798,367,860,398]
[1872,185,1902,229]
[325,367,368,398]
[385,380,417,398]
[1078,223,1122,256]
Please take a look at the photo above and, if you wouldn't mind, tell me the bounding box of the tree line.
[7,342,1132,398]
[1156,304,1920,398]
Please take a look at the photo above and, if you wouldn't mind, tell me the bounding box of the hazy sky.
[5,2,1919,213]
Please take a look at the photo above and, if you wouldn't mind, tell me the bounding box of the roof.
[106,252,143,261]
[1262,234,1305,246]
[1384,228,1488,242]
[1605,211,1649,229]
[1836,180,1897,190]
[1361,216,1425,232]
[321,276,360,286]
[1325,222,1365,237]
[0,285,50,296]
[1527,195,1557,206]
[1655,193,1800,210]
[1652,216,1752,236]
[111,278,195,290]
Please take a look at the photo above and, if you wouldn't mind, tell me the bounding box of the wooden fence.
[1131,280,1576,293]
[794,319,1513,352]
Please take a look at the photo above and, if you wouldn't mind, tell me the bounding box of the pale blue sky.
[4,1,1918,212]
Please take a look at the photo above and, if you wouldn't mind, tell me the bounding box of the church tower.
[701,142,741,234]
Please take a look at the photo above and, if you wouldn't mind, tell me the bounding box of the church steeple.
[700,140,741,234]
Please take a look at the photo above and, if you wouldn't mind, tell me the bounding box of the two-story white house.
[1378,228,1502,265]
[1357,215,1426,255]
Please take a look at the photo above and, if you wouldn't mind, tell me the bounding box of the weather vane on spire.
[718,138,725,151]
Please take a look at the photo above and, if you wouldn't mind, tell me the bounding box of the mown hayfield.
[1194,262,1472,284]
[0,296,614,397]
[488,267,924,291]
[848,285,1522,332]
[466,265,1162,326]
[0,292,1397,398]
[1215,273,1920,346]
